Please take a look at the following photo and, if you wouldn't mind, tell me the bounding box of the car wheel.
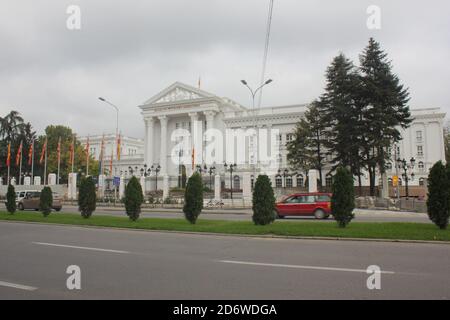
[314,209,325,220]
[275,210,285,219]
[18,203,24,211]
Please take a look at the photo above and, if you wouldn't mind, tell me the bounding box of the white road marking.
[218,260,395,274]
[0,280,37,291]
[32,242,130,254]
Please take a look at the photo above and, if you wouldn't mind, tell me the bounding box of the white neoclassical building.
[81,81,446,199]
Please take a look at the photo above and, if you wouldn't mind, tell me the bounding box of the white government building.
[80,82,446,199]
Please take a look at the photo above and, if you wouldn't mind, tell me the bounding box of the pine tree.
[6,184,16,214]
[359,38,412,195]
[331,167,355,228]
[78,176,97,219]
[124,176,144,221]
[183,172,203,224]
[39,186,53,217]
[252,175,276,225]
[287,101,327,187]
[426,161,450,230]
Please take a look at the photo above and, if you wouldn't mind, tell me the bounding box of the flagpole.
[71,135,75,174]
[7,142,11,185]
[57,137,60,185]
[19,145,23,185]
[31,140,34,185]
[44,139,48,185]
[86,135,89,176]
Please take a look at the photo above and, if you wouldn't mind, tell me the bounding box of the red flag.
[191,146,195,170]
[28,140,34,166]
[6,142,11,167]
[15,141,23,166]
[85,136,90,158]
[39,138,47,164]
[116,134,121,161]
[57,137,61,163]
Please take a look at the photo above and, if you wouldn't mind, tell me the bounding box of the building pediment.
[141,82,216,106]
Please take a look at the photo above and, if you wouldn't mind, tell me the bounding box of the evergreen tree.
[252,175,276,225]
[5,184,16,214]
[39,186,53,217]
[78,176,97,219]
[124,176,144,221]
[359,38,412,195]
[183,172,203,224]
[287,101,327,187]
[426,161,450,230]
[331,167,355,228]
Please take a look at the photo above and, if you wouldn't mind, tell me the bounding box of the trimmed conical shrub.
[331,167,355,228]
[183,172,203,224]
[252,175,276,225]
[39,186,53,217]
[6,184,16,214]
[426,161,450,230]
[78,176,97,219]
[124,176,144,221]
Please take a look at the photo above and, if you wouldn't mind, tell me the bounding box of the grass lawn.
[0,211,449,242]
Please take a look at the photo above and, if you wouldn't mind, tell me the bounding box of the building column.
[158,116,168,175]
[145,117,154,166]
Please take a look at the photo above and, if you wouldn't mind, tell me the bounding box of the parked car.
[17,191,62,211]
[275,193,332,219]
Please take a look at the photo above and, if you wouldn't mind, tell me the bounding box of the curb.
[0,219,448,245]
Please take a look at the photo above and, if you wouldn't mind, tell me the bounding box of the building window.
[286,176,293,188]
[417,145,424,157]
[275,175,282,188]
[416,130,423,142]
[419,178,425,186]
[296,174,304,187]
[251,175,254,190]
[418,161,424,171]
[325,175,333,187]
[286,133,294,142]
[386,162,393,171]
[233,175,240,190]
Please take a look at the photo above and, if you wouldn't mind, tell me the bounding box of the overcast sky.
[1,0,449,138]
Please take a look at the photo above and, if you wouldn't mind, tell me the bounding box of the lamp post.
[98,97,119,173]
[240,79,273,173]
[152,164,161,192]
[206,165,216,191]
[278,168,289,188]
[224,162,237,199]
[396,157,415,198]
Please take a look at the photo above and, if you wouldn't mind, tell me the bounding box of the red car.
[275,193,332,219]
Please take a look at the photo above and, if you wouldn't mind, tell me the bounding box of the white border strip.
[32,242,130,254]
[0,280,37,291]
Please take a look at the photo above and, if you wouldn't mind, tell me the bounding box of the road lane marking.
[0,280,37,291]
[32,242,130,254]
[218,260,395,274]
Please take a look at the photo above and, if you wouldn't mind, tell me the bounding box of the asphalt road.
[58,205,431,223]
[0,221,449,299]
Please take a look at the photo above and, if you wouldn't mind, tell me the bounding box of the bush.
[5,184,16,214]
[426,161,450,230]
[124,176,144,221]
[78,176,97,219]
[252,175,276,225]
[39,186,53,217]
[331,167,355,228]
[183,172,203,224]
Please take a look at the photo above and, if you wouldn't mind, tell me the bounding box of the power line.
[257,0,274,108]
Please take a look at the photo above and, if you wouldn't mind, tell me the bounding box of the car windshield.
[316,195,331,202]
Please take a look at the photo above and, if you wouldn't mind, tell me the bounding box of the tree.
[5,184,16,214]
[183,172,203,224]
[359,38,412,195]
[426,161,450,230]
[287,101,327,187]
[252,175,276,225]
[78,176,97,219]
[124,176,144,221]
[39,186,53,217]
[331,167,355,228]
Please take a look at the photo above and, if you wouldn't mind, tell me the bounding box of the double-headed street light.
[396,157,416,198]
[224,162,237,200]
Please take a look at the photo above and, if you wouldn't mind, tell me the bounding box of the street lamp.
[241,79,273,173]
[206,165,216,191]
[278,168,289,188]
[152,164,161,192]
[396,157,416,198]
[98,97,120,174]
[224,162,237,199]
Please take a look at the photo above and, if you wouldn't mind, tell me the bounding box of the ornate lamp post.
[206,165,216,191]
[224,162,237,199]
[396,157,415,198]
[152,164,161,191]
[278,168,289,188]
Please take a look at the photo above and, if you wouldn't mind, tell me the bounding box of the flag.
[6,142,11,167]
[39,138,47,164]
[28,140,34,166]
[15,140,23,166]
[198,76,201,89]
[109,143,113,176]
[98,135,105,173]
[57,137,61,163]
[116,134,121,161]
[191,146,195,170]
[69,137,74,168]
